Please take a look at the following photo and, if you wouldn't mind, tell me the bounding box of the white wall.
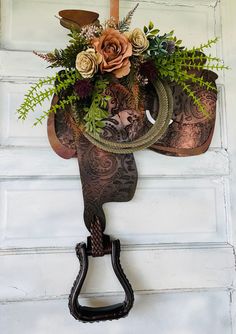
[0,1,235,333]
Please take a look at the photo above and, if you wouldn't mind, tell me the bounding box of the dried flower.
[74,79,93,98]
[93,28,132,78]
[75,48,102,78]
[80,24,102,41]
[137,74,149,86]
[125,28,149,55]
[104,17,117,29]
[139,60,158,82]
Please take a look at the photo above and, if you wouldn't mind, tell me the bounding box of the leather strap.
[90,217,105,257]
[110,0,119,22]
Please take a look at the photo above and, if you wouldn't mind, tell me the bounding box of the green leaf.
[144,25,148,34]
[150,29,160,35]
[83,78,111,135]
[149,21,154,30]
[96,121,106,127]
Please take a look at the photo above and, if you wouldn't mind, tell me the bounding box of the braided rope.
[90,217,104,257]
[82,79,173,154]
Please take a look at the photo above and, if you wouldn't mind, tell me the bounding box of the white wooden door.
[0,1,235,333]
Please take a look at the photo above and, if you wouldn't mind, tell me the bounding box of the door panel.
[0,0,235,333]
[0,292,232,334]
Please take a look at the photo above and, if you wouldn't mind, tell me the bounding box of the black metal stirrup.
[68,219,134,322]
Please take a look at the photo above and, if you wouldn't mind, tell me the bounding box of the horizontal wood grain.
[0,177,229,247]
[0,244,234,301]
[0,290,230,334]
[0,147,230,178]
[0,82,226,148]
[0,0,216,51]
[0,0,233,332]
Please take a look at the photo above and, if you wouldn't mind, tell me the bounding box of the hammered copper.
[47,53,218,324]
[47,96,76,159]
[151,69,218,156]
[48,70,217,224]
[48,83,139,232]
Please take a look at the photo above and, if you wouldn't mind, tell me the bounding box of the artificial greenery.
[83,79,110,134]
[34,31,87,69]
[17,5,228,136]
[142,24,228,115]
[17,70,80,125]
[118,3,139,32]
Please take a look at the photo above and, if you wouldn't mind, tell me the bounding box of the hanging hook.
[110,0,119,23]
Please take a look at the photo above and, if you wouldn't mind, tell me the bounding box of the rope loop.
[83,79,173,154]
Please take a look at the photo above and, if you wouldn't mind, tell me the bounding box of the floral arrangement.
[17,4,228,135]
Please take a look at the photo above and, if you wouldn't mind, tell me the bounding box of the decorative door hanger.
[17,2,227,322]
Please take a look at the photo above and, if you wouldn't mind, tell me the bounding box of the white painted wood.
[0,177,228,247]
[0,50,57,78]
[0,245,234,301]
[0,291,231,334]
[0,81,225,148]
[0,147,230,177]
[220,0,236,331]
[0,48,223,83]
[0,0,217,51]
[0,0,234,332]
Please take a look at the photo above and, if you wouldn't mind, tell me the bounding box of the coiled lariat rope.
[80,79,173,154]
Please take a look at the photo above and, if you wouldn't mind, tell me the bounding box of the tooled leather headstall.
[17,5,225,323]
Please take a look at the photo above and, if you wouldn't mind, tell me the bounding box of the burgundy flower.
[166,40,176,54]
[74,79,93,99]
[139,61,158,82]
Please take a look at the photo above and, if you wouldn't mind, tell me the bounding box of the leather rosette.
[93,28,132,78]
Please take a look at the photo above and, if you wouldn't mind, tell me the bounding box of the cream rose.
[126,28,149,56]
[75,48,102,78]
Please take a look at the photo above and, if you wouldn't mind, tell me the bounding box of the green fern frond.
[34,31,87,68]
[197,37,219,51]
[17,70,80,123]
[178,53,223,65]
[83,79,110,134]
[54,70,81,94]
[180,71,217,91]
[182,63,229,71]
[33,94,78,126]
[178,81,208,116]
[24,76,56,99]
[17,87,55,121]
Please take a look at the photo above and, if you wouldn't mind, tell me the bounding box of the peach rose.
[92,28,132,78]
